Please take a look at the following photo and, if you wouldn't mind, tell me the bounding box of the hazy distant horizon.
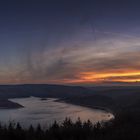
[0,82,140,87]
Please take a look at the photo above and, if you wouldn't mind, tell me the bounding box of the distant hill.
[0,99,23,109]
[59,86,140,113]
[0,84,140,113]
[60,94,113,108]
[0,84,94,99]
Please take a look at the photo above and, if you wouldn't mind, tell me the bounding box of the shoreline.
[0,97,115,116]
[0,99,24,109]
[56,99,115,116]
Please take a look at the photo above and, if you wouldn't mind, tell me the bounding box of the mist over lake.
[0,97,113,128]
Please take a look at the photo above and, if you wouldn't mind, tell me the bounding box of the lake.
[0,97,114,128]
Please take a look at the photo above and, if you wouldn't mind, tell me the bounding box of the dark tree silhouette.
[0,114,140,140]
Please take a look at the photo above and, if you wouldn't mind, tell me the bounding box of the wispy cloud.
[1,30,140,84]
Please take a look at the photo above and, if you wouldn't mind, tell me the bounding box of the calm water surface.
[0,97,114,128]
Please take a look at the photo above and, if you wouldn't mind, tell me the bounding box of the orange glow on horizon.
[1,71,140,85]
[73,70,140,84]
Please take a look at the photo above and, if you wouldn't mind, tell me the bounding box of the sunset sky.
[1,0,140,85]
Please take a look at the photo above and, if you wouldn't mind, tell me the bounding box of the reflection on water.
[0,97,114,128]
